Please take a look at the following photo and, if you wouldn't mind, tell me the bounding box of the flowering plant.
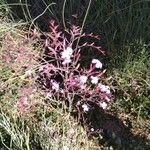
[36,20,112,113]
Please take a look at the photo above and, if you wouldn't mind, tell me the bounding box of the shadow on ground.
[73,101,150,150]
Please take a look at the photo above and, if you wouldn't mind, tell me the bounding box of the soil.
[76,102,150,150]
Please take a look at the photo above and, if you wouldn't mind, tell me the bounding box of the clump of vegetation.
[0,18,113,149]
[0,22,94,149]
[36,20,112,112]
[111,42,150,119]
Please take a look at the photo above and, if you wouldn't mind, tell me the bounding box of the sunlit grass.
[111,42,150,119]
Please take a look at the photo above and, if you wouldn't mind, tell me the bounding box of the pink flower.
[16,96,29,112]
[92,59,102,69]
[91,128,94,132]
[82,104,89,112]
[91,76,99,84]
[61,47,73,64]
[98,84,110,94]
[62,58,71,65]
[39,64,54,75]
[38,65,45,72]
[105,96,111,102]
[65,47,73,55]
[80,75,88,84]
[77,101,81,106]
[100,102,107,109]
[51,80,59,91]
[80,84,86,89]
[61,47,73,59]
[25,69,32,77]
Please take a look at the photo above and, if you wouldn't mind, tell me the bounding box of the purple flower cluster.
[15,20,112,113]
[36,20,112,112]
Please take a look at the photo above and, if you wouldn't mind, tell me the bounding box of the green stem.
[76,0,92,49]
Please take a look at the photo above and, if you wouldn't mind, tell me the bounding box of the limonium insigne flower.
[61,47,73,64]
[61,47,73,58]
[82,104,89,112]
[105,96,111,102]
[100,101,107,109]
[16,96,29,112]
[92,59,102,69]
[80,75,88,84]
[91,76,99,84]
[77,101,81,106]
[91,128,94,132]
[62,58,71,65]
[25,69,32,77]
[98,84,110,94]
[51,80,59,91]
